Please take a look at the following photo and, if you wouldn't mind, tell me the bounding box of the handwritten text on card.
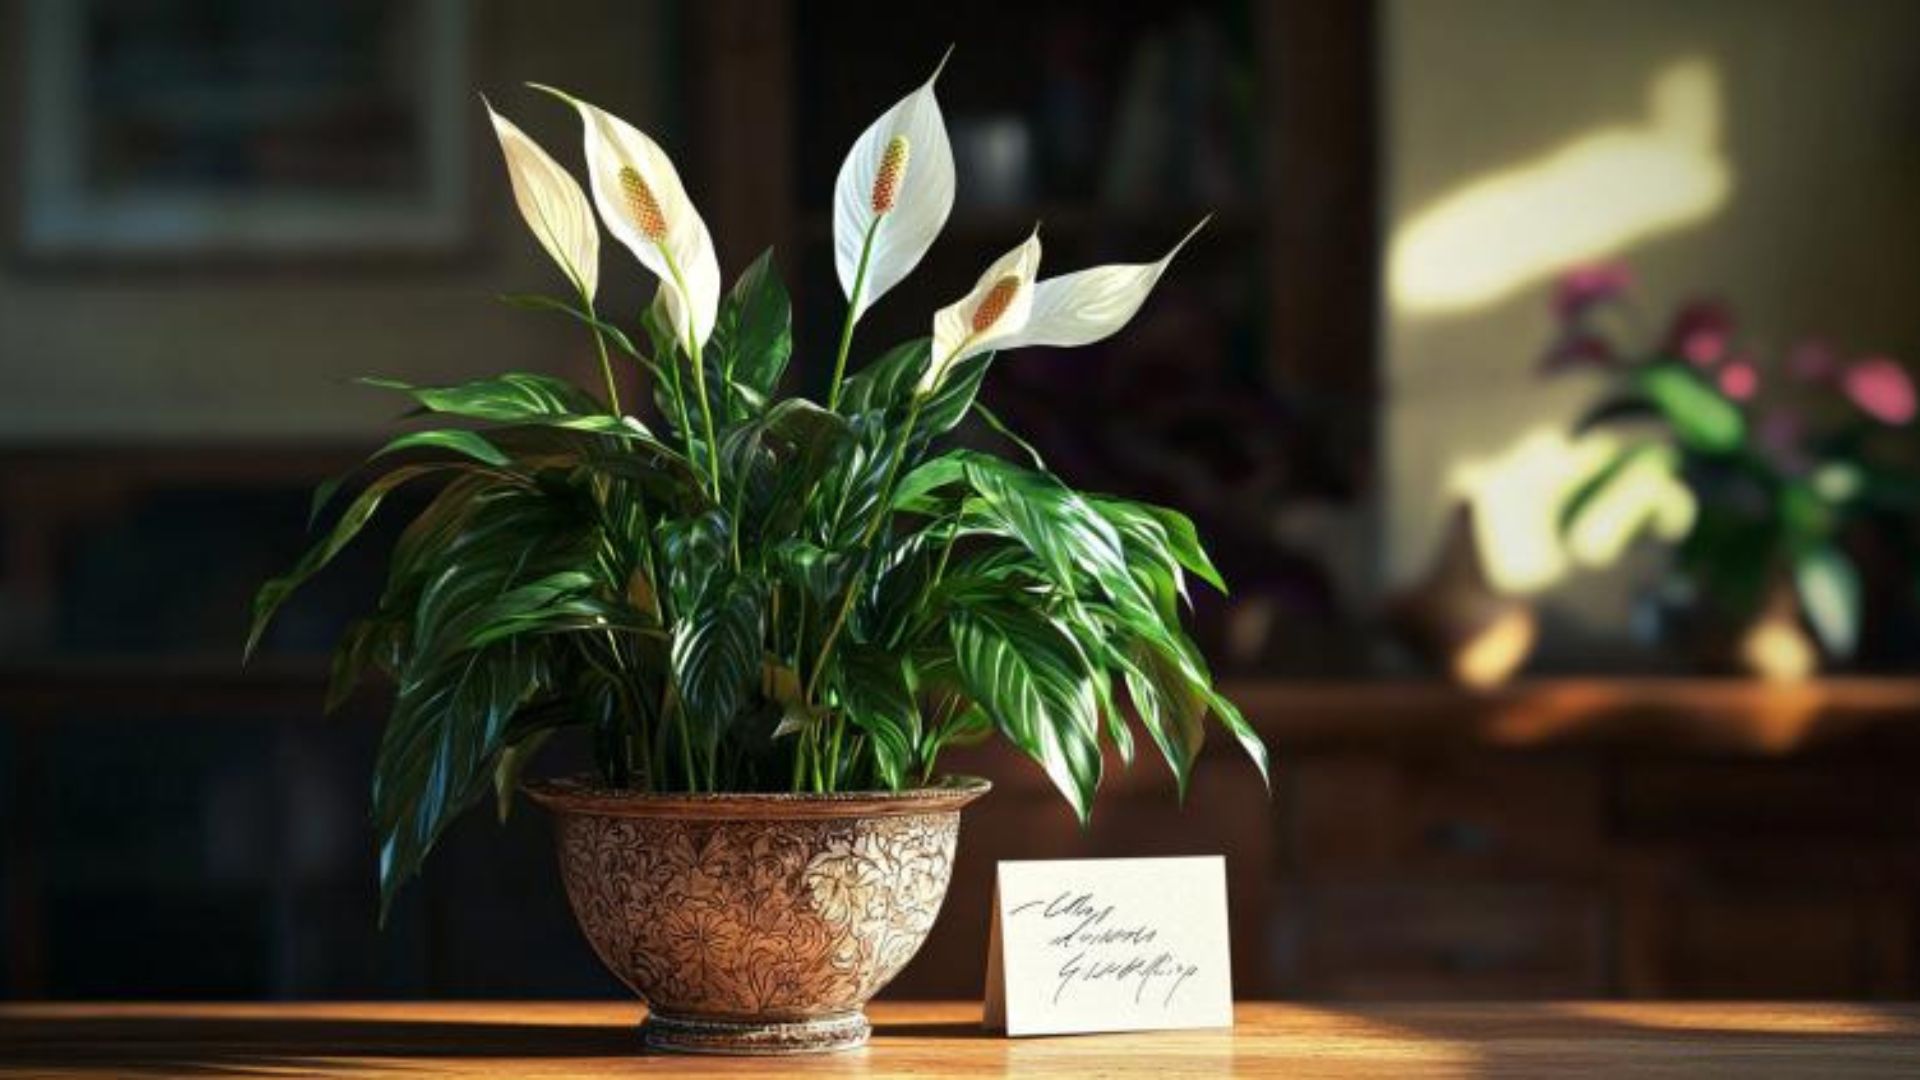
[983,856,1233,1036]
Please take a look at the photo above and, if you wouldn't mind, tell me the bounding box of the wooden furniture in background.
[9,630,1920,1000]
[6,1000,1920,1077]
[892,677,1920,1001]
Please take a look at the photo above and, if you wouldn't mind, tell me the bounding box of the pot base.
[641,1009,871,1055]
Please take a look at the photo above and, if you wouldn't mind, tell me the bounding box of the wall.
[0,0,673,441]
[1382,0,1920,643]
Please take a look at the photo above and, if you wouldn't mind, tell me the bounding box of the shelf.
[1222,677,1920,756]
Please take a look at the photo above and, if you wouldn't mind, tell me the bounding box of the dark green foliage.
[250,258,1265,915]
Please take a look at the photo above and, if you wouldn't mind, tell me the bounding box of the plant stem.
[630,490,663,791]
[826,714,845,792]
[659,331,697,461]
[931,515,961,586]
[582,294,623,415]
[827,219,879,411]
[660,252,724,500]
[670,692,697,792]
[811,727,826,792]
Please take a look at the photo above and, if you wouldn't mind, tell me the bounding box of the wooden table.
[4,1001,1918,1077]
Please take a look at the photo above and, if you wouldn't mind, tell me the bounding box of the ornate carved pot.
[525,776,990,1055]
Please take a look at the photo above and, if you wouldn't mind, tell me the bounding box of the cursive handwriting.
[1009,890,1200,1008]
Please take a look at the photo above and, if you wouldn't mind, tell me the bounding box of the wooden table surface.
[5,1001,1920,1078]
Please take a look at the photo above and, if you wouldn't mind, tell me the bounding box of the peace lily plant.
[249,56,1267,917]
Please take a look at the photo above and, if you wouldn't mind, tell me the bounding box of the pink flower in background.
[1664,300,1732,367]
[1788,339,1838,382]
[1553,262,1633,321]
[1842,355,1916,424]
[1717,356,1759,401]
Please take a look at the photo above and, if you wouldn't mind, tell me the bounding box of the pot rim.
[524,774,991,820]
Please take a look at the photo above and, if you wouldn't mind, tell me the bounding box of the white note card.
[982,856,1234,1036]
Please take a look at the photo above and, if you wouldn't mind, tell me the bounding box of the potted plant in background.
[247,56,1267,1055]
[1543,264,1919,679]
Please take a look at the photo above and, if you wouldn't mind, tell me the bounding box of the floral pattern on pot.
[548,806,961,1019]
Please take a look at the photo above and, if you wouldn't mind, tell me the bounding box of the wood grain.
[4,1001,1918,1078]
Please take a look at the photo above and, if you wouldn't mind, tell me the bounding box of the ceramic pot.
[526,776,990,1055]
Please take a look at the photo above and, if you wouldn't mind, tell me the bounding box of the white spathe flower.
[924,229,1043,392]
[834,51,956,323]
[532,84,721,350]
[484,99,600,302]
[1004,218,1207,350]
[920,220,1205,393]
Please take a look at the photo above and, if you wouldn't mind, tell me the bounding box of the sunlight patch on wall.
[1390,58,1731,315]
[1448,426,1695,594]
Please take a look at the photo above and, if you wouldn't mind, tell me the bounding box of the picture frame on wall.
[16,0,473,261]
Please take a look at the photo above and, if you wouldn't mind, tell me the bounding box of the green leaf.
[865,531,947,646]
[708,249,794,407]
[937,704,995,750]
[376,638,550,917]
[362,373,603,423]
[913,352,993,443]
[372,429,512,469]
[725,399,858,543]
[891,452,972,514]
[1636,363,1745,453]
[837,338,930,416]
[1138,505,1227,595]
[976,403,1048,469]
[1795,545,1860,659]
[657,511,731,617]
[1557,442,1672,538]
[327,617,402,712]
[832,644,918,790]
[314,421,518,531]
[1114,613,1269,793]
[670,575,764,739]
[773,539,855,605]
[1574,395,1660,435]
[1094,497,1229,601]
[450,570,604,651]
[249,463,449,658]
[493,728,555,823]
[406,494,600,665]
[950,602,1103,821]
[380,475,515,614]
[1114,637,1207,798]
[961,457,1158,625]
[496,293,644,360]
[1200,683,1271,790]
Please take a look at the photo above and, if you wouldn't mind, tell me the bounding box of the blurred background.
[3,0,1919,1002]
